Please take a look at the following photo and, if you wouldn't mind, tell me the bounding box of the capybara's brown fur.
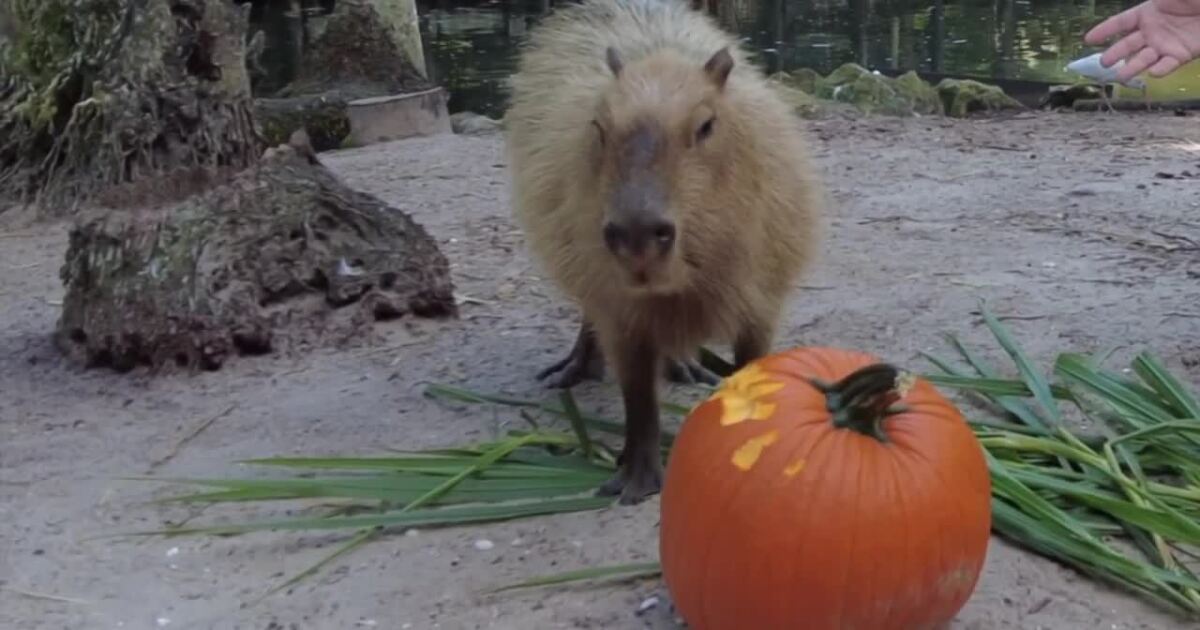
[505,0,824,504]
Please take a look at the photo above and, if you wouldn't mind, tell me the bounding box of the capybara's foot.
[596,446,663,505]
[664,357,721,386]
[537,320,604,388]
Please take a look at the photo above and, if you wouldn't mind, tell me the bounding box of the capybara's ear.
[606,46,624,77]
[703,47,734,89]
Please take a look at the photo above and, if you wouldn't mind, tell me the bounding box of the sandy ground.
[3,110,1200,630]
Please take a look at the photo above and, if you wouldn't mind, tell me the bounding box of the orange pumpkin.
[659,347,991,630]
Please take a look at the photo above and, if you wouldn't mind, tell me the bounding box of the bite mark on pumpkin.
[711,363,783,426]
[731,430,779,471]
[782,458,806,477]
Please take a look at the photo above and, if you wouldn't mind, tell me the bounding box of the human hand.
[1085,0,1200,81]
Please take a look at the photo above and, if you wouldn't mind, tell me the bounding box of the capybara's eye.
[696,117,715,143]
[591,120,605,145]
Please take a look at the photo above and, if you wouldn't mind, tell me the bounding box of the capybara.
[504,0,824,504]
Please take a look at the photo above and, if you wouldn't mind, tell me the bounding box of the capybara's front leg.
[597,332,663,505]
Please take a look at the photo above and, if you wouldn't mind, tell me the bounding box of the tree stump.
[0,0,263,211]
[252,0,434,151]
[56,134,458,372]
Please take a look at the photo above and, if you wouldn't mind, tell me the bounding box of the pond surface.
[417,0,1137,118]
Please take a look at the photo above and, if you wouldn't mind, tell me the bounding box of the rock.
[450,111,503,136]
[936,78,1024,117]
[636,596,660,615]
[56,139,457,373]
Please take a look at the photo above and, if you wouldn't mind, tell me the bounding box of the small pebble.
[637,596,660,614]
[510,538,524,547]
[474,539,495,551]
[405,528,419,537]
[165,547,180,558]
[156,618,171,627]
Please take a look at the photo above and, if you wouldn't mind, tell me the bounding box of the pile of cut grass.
[122,304,1200,616]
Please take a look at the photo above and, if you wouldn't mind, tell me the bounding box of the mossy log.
[56,135,458,373]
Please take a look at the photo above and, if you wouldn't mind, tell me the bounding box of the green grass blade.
[424,384,678,447]
[990,499,1197,613]
[926,350,1048,432]
[977,302,1062,427]
[259,527,378,601]
[399,434,545,513]
[920,373,1070,401]
[489,561,663,594]
[1055,353,1174,429]
[235,455,555,474]
[558,389,594,459]
[149,471,612,506]
[1133,352,1200,419]
[121,495,616,538]
[990,477,1200,594]
[1002,468,1200,546]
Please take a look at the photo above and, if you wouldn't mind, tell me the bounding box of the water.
[416,0,1137,118]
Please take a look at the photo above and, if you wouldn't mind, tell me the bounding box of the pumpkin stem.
[812,363,914,443]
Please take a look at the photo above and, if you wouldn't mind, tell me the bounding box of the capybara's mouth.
[623,267,675,294]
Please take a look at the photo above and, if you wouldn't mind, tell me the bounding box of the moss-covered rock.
[783,67,824,96]
[893,71,943,116]
[822,63,916,116]
[766,74,826,119]
[768,66,1023,119]
[56,138,458,373]
[936,78,1024,117]
[773,64,949,117]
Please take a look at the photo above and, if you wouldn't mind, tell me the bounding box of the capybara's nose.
[603,218,676,258]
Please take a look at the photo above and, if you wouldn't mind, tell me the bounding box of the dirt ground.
[3,109,1200,630]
